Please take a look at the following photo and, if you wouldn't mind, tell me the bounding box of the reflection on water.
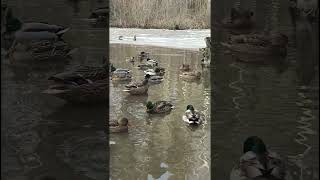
[109,44,211,179]
[1,0,107,179]
[213,0,318,179]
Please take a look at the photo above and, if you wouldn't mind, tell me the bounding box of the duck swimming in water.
[123,74,151,95]
[109,118,129,133]
[182,105,204,125]
[230,136,292,180]
[146,101,174,114]
[221,32,288,63]
[180,64,191,72]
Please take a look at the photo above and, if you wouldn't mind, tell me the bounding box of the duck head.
[186,105,195,112]
[118,118,129,126]
[243,136,267,155]
[154,67,161,73]
[110,64,116,72]
[5,8,22,33]
[146,101,154,110]
[145,74,151,79]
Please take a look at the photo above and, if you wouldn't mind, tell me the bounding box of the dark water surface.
[109,44,211,179]
[212,0,319,180]
[1,0,108,179]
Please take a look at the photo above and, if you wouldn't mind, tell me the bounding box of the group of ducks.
[218,7,300,180]
[109,51,206,133]
[1,7,111,104]
[2,7,106,62]
[217,8,289,63]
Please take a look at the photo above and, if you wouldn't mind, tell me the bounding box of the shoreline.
[109,27,210,50]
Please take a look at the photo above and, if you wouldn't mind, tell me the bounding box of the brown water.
[109,44,211,179]
[1,0,108,179]
[212,0,319,180]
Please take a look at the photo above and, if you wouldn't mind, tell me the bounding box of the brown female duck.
[221,32,288,63]
[109,118,129,133]
[43,78,108,104]
[43,57,108,104]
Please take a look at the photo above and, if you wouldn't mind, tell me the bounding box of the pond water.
[109,44,211,180]
[212,0,319,180]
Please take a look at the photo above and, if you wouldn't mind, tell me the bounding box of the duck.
[144,67,165,76]
[48,56,108,83]
[138,51,149,61]
[180,71,201,81]
[221,32,288,63]
[146,58,159,66]
[137,63,156,70]
[126,56,135,63]
[4,8,70,36]
[118,36,123,40]
[123,74,151,95]
[133,35,137,41]
[109,118,129,133]
[180,64,191,72]
[28,40,76,61]
[182,105,204,125]
[230,136,292,180]
[219,8,255,34]
[42,78,108,104]
[146,101,174,114]
[111,69,132,81]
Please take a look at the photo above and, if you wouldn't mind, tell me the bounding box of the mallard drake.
[123,74,151,95]
[42,78,108,104]
[48,56,108,83]
[230,136,292,180]
[180,64,191,72]
[109,118,129,133]
[182,105,204,125]
[144,67,165,76]
[221,32,288,63]
[146,101,174,114]
[4,9,69,35]
[111,69,132,81]
[180,71,201,81]
[218,8,255,34]
[146,58,159,66]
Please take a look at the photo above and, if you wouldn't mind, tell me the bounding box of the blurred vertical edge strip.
[105,0,110,179]
[210,0,214,179]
